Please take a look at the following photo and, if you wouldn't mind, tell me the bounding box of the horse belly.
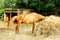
[23,18,34,24]
[23,17,34,24]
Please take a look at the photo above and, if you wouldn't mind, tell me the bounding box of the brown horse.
[7,12,45,33]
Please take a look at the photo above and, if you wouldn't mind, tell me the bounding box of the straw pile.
[34,15,60,36]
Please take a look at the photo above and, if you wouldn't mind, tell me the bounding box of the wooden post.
[4,12,6,21]
[10,12,11,21]
[18,9,20,16]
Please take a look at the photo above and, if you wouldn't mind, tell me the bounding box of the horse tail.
[7,16,17,27]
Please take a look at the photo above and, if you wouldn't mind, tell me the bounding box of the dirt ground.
[0,21,60,40]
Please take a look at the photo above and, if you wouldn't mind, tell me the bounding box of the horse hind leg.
[32,21,36,33]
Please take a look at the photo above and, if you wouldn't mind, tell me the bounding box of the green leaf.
[45,3,55,8]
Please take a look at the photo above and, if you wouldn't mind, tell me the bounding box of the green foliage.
[45,3,55,8]
[0,0,4,9]
[5,0,17,8]
[0,9,4,15]
[23,0,28,4]
[4,0,60,14]
[0,0,4,16]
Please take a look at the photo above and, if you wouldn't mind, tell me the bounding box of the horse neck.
[20,14,27,20]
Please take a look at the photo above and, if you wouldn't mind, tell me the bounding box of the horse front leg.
[15,21,21,34]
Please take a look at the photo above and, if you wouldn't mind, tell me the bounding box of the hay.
[34,15,60,36]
